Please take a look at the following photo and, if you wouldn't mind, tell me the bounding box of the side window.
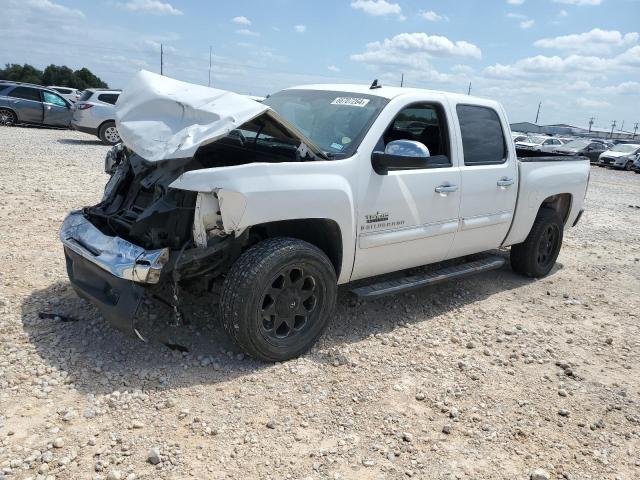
[97,93,119,105]
[8,87,42,102]
[456,105,507,165]
[378,104,451,167]
[42,91,67,107]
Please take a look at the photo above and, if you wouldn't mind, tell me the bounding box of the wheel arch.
[97,119,116,134]
[539,193,572,225]
[248,218,343,278]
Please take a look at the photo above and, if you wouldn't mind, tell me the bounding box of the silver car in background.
[72,89,121,145]
[0,82,73,127]
[598,143,640,170]
[515,135,566,153]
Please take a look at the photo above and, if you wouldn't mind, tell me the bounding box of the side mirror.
[372,140,431,175]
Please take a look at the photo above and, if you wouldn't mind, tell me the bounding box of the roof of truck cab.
[286,83,497,106]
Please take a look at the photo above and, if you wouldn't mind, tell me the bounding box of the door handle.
[435,184,458,194]
[497,177,514,187]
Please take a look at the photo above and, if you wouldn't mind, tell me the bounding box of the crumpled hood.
[115,70,270,162]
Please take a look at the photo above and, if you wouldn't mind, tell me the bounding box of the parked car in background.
[632,154,640,174]
[554,138,607,163]
[516,135,565,153]
[598,143,640,170]
[72,89,122,145]
[511,132,529,143]
[0,82,73,127]
[47,86,81,103]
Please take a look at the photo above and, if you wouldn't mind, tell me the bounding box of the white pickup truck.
[60,71,590,362]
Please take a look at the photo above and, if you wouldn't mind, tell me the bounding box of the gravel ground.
[0,125,639,480]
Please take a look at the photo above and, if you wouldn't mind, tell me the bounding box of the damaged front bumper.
[60,211,169,284]
[60,211,170,335]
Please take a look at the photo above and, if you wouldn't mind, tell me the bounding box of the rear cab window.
[8,86,42,102]
[456,104,507,165]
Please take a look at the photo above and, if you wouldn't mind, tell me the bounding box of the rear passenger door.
[6,86,44,123]
[42,91,72,127]
[447,103,518,259]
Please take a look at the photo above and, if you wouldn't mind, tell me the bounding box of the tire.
[624,161,633,171]
[98,121,121,145]
[220,238,337,362]
[510,208,564,278]
[0,108,16,126]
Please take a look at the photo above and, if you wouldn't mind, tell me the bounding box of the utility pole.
[610,120,616,138]
[160,43,164,76]
[619,120,624,133]
[467,82,471,95]
[400,73,404,87]
[208,46,212,87]
[588,117,595,133]
[633,122,639,139]
[535,101,542,124]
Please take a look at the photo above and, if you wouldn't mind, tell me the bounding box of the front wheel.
[510,209,563,278]
[625,161,633,171]
[99,121,121,145]
[220,238,337,362]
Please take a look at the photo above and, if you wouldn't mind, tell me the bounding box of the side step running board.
[351,256,506,299]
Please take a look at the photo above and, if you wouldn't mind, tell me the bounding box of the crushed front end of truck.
[59,70,324,337]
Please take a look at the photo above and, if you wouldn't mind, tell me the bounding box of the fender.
[170,160,357,284]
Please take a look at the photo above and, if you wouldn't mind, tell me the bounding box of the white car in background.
[515,135,565,153]
[511,132,529,143]
[598,143,640,170]
[47,86,81,103]
[71,89,122,145]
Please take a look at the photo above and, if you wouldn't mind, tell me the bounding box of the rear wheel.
[99,121,121,145]
[0,108,16,126]
[624,161,633,171]
[510,209,563,278]
[220,238,337,362]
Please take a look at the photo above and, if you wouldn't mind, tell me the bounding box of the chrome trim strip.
[60,211,169,284]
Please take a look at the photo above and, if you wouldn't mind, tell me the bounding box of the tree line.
[0,63,109,89]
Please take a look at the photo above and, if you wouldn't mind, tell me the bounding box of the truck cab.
[60,71,590,362]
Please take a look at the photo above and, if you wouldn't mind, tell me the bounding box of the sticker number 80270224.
[331,97,370,107]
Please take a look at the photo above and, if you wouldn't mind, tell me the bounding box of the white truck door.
[351,101,461,281]
[446,103,518,259]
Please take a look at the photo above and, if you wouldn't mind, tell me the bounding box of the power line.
[208,46,212,87]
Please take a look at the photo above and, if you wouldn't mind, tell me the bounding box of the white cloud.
[558,9,568,17]
[231,16,251,26]
[350,0,403,18]
[507,12,526,19]
[236,28,260,37]
[507,0,525,4]
[294,24,307,33]
[327,65,341,72]
[534,29,639,55]
[420,10,446,21]
[117,0,183,15]
[576,97,610,108]
[520,19,535,29]
[26,0,84,18]
[351,32,482,70]
[451,64,474,74]
[552,0,601,5]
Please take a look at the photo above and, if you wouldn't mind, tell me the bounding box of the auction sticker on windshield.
[331,97,370,107]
